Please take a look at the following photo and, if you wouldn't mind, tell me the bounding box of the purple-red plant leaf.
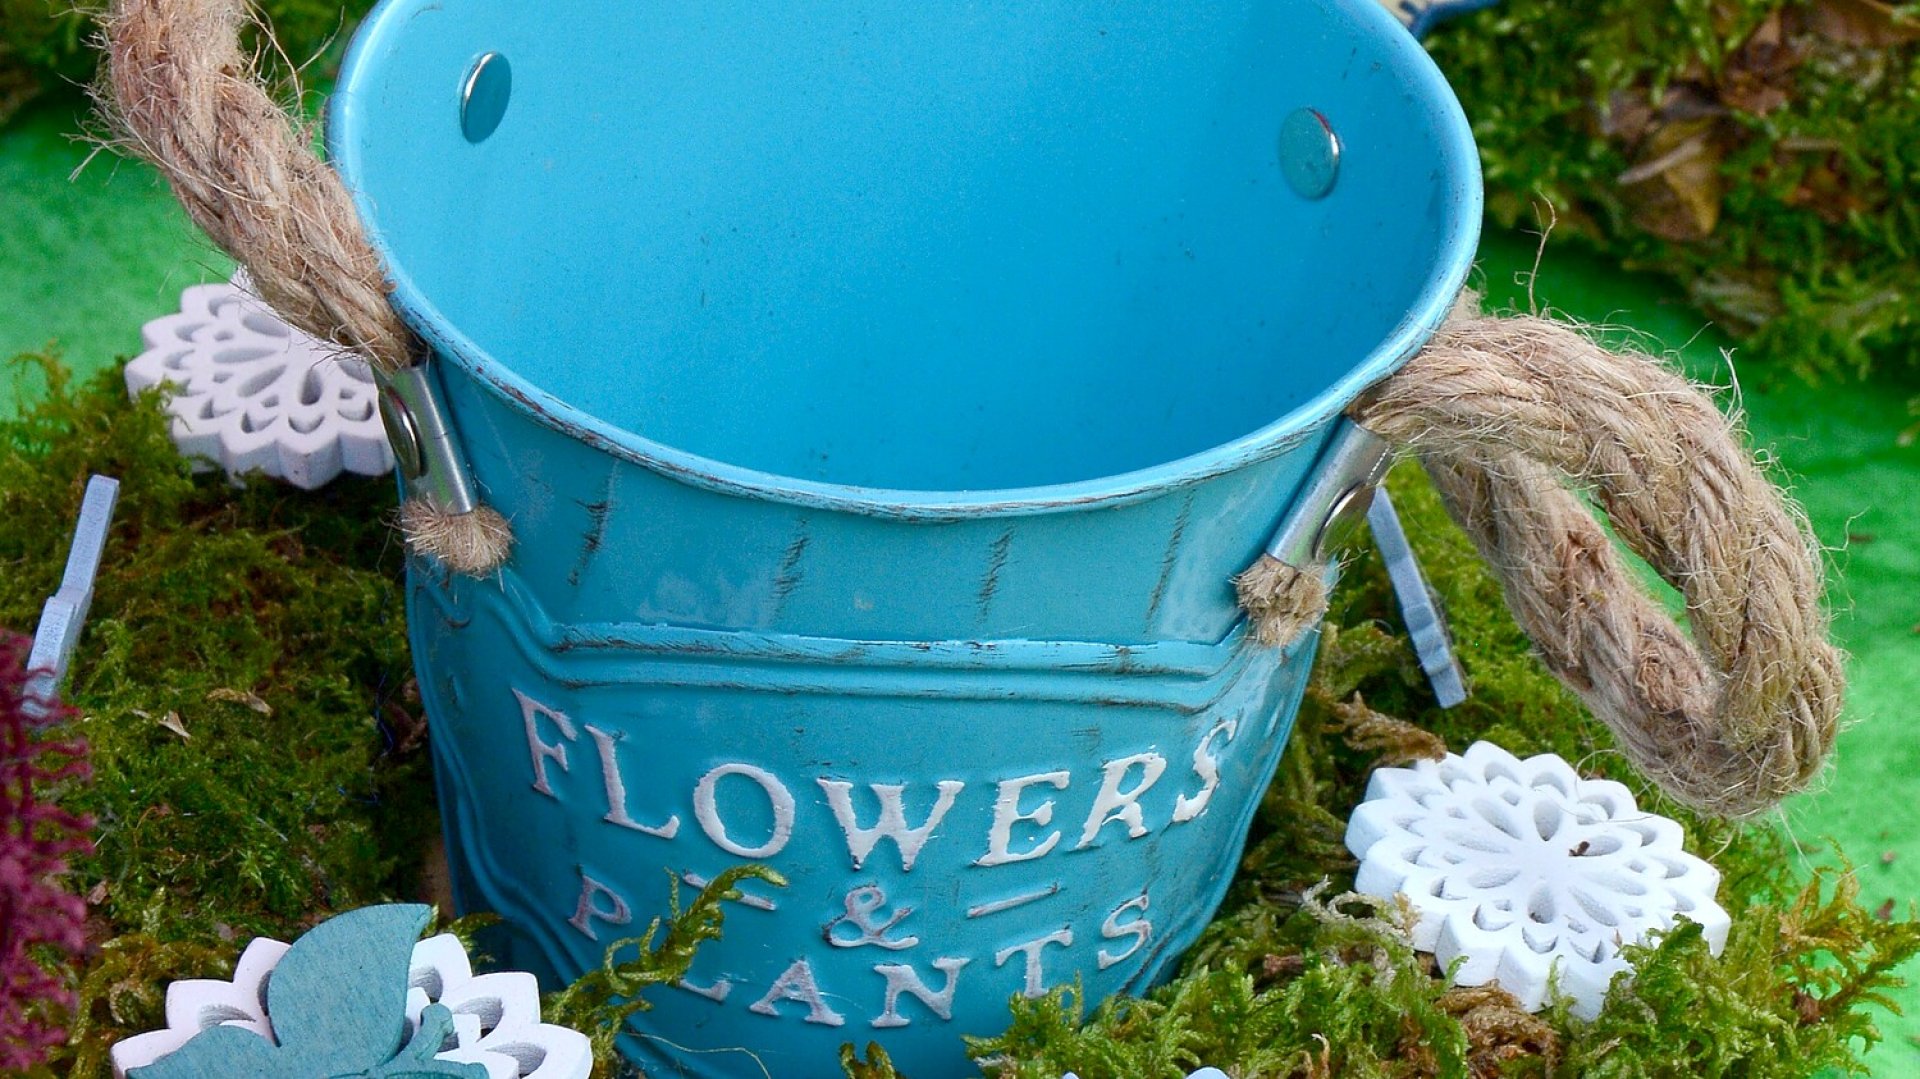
[0,631,93,1071]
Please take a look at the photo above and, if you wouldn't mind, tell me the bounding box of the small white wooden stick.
[26,475,121,708]
[1367,488,1467,707]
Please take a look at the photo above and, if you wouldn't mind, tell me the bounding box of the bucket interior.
[332,1,1477,493]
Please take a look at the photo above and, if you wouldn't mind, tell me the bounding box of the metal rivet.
[460,52,512,144]
[379,388,426,480]
[1279,108,1340,200]
[1312,483,1376,561]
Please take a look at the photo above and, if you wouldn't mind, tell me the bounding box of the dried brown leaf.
[1723,13,1802,115]
[1622,118,1726,240]
[1602,91,1657,144]
[1261,952,1308,980]
[206,687,273,716]
[1810,0,1920,46]
[1656,83,1728,124]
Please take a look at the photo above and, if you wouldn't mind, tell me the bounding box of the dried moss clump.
[0,354,434,1075]
[1424,0,1920,391]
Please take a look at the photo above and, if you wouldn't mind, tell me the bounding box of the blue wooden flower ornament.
[127,905,489,1079]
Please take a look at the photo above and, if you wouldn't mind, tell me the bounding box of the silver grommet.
[1313,483,1377,562]
[375,364,481,515]
[379,386,426,480]
[1279,108,1340,200]
[461,52,512,144]
[1260,423,1392,571]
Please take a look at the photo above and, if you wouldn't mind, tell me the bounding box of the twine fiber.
[1234,556,1329,649]
[105,1,1838,814]
[102,0,510,573]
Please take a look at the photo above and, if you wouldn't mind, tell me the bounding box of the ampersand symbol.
[826,884,919,951]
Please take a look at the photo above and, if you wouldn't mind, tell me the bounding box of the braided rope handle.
[102,0,512,574]
[1241,295,1842,818]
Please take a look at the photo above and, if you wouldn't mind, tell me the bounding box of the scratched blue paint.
[330,2,1478,1074]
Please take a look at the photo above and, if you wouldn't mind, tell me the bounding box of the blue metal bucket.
[329,3,1479,1073]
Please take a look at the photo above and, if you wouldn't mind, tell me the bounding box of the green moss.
[1,352,435,1072]
[1560,867,1920,1076]
[1424,0,1920,395]
[971,890,1480,1079]
[58,931,239,1079]
[545,865,788,1079]
[0,0,375,125]
[962,866,1915,1078]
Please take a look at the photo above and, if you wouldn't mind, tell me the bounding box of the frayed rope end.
[401,499,513,576]
[1234,554,1327,649]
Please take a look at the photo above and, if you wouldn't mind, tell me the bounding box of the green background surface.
[3,95,1917,1069]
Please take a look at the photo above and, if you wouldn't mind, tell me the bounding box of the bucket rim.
[329,0,1482,520]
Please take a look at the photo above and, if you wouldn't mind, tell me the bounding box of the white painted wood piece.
[26,474,119,710]
[1346,741,1729,1018]
[126,274,393,490]
[1367,488,1466,707]
[110,932,591,1079]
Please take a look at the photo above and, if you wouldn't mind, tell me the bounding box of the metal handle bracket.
[1262,420,1394,570]
[376,361,480,516]
[1258,420,1465,707]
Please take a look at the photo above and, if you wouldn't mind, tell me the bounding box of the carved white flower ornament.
[110,906,591,1079]
[1345,741,1730,1018]
[126,273,392,490]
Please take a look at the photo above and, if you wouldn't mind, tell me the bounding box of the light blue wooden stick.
[26,475,121,709]
[1368,488,1467,708]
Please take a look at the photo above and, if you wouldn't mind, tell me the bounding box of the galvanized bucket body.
[331,2,1478,1073]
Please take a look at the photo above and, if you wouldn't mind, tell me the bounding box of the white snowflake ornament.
[110,930,591,1079]
[1346,741,1729,1018]
[127,274,393,489]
